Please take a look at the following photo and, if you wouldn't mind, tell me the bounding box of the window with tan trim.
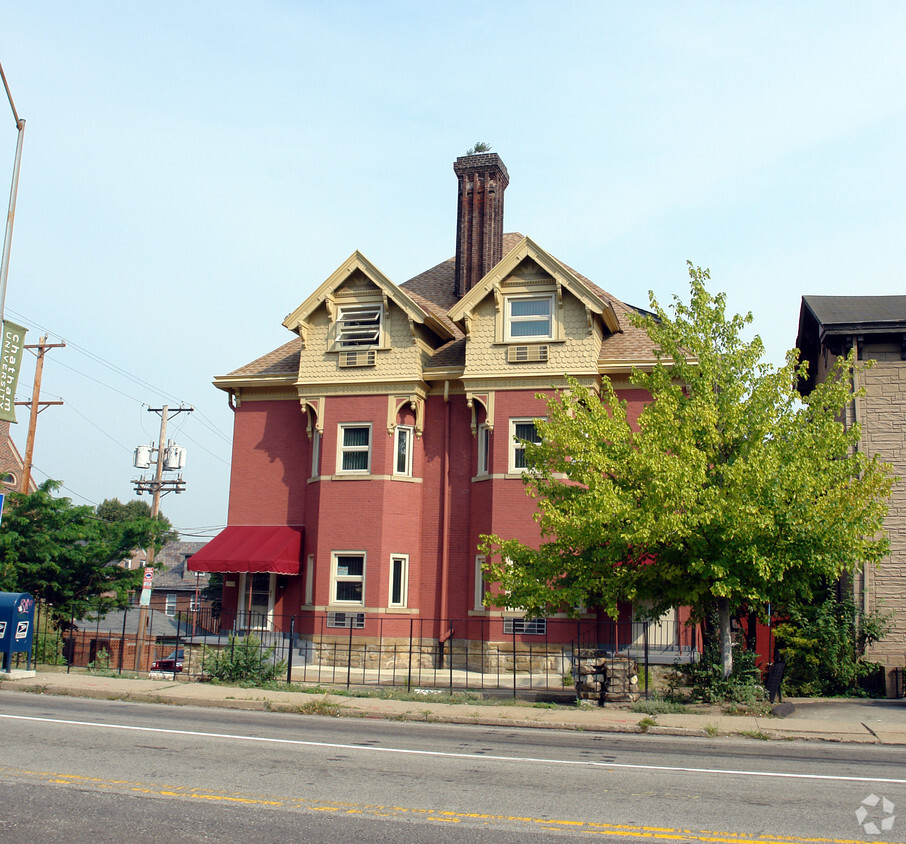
[505,294,553,341]
[510,418,541,473]
[477,423,490,475]
[389,555,408,608]
[394,426,413,476]
[310,430,321,478]
[337,424,371,474]
[333,303,383,350]
[331,552,365,605]
[474,555,489,611]
[305,554,314,605]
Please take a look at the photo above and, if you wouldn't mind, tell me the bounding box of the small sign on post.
[140,566,154,607]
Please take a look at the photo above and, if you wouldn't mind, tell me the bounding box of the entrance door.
[238,573,274,631]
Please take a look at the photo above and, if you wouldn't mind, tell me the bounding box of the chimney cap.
[453,152,509,185]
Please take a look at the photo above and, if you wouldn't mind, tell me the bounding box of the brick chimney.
[453,152,509,298]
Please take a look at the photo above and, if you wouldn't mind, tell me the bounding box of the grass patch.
[704,723,719,737]
[297,697,344,717]
[637,716,657,732]
[737,729,772,740]
[631,699,691,715]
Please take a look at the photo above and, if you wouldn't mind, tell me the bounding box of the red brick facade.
[192,153,662,656]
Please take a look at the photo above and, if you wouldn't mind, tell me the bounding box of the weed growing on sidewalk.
[631,698,691,716]
[297,697,343,717]
[737,729,771,740]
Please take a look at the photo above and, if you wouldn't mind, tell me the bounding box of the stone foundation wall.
[299,635,571,675]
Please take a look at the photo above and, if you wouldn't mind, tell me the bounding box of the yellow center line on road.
[0,765,895,844]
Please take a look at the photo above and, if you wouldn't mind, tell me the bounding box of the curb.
[2,679,903,744]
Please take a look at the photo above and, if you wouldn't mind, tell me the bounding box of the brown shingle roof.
[226,338,301,378]
[224,232,658,379]
[424,337,466,370]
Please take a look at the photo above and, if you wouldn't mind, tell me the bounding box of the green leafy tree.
[96,497,178,548]
[481,265,894,677]
[773,587,890,696]
[0,481,174,622]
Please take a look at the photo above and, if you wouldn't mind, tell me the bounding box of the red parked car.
[150,649,184,673]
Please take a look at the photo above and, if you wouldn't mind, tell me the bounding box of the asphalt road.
[0,692,903,843]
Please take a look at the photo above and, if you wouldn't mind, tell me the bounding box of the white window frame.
[504,294,554,342]
[331,551,366,606]
[305,554,314,606]
[334,303,383,350]
[393,425,414,476]
[477,423,490,476]
[164,593,176,617]
[474,555,489,611]
[509,418,541,473]
[389,554,409,608]
[310,429,321,478]
[189,598,201,613]
[337,423,372,474]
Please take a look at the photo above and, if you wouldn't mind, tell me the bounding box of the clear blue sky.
[3,3,905,536]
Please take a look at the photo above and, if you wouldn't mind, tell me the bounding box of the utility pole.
[132,404,192,669]
[16,335,64,492]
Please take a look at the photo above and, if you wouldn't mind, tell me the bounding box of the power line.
[46,356,146,404]
[6,306,183,404]
[6,306,232,443]
[60,398,133,453]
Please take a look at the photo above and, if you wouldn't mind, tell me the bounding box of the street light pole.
[0,60,26,325]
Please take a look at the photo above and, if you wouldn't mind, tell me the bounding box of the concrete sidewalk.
[1,670,904,745]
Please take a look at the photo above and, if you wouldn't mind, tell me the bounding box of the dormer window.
[505,295,553,341]
[335,303,383,349]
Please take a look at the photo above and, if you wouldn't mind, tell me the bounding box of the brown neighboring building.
[128,540,212,618]
[797,295,906,694]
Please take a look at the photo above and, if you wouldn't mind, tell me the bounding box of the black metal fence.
[23,604,700,698]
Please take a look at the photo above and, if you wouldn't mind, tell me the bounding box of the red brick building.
[190,153,671,663]
[0,420,33,493]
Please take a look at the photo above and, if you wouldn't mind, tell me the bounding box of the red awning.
[187,525,304,575]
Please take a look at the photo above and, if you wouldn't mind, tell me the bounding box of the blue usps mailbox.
[0,592,35,672]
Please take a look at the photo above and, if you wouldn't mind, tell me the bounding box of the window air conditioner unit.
[507,345,549,364]
[327,611,366,629]
[338,350,377,368]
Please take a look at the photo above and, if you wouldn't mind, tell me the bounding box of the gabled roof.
[447,236,621,334]
[801,295,906,338]
[281,250,455,344]
[217,235,659,383]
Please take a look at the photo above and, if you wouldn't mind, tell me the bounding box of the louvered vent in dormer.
[507,344,549,364]
[338,349,377,368]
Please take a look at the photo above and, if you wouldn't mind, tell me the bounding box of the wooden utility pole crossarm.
[18,335,65,492]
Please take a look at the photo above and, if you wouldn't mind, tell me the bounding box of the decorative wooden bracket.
[301,397,324,440]
[387,394,425,437]
[466,391,495,434]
